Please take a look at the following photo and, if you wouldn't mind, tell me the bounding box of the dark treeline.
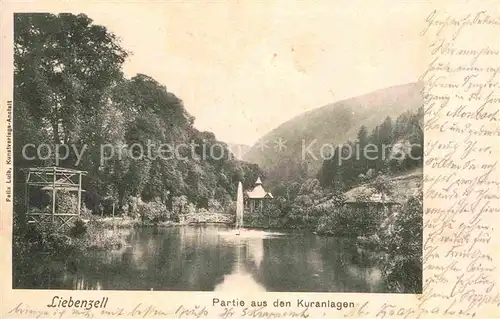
[317,107,424,190]
[13,13,262,218]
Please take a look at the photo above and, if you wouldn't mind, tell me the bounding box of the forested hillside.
[317,107,424,190]
[13,13,262,216]
[243,83,423,186]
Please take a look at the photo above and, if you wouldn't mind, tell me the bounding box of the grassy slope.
[243,82,423,182]
[317,168,423,208]
[346,168,422,202]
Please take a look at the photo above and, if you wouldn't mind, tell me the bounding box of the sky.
[80,1,426,146]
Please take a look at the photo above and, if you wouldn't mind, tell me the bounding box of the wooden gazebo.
[20,167,87,230]
[245,177,273,214]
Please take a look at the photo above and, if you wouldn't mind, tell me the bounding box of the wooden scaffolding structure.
[21,167,87,231]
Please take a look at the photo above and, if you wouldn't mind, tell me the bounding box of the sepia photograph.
[11,9,424,295]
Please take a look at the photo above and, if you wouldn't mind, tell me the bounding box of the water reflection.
[214,235,266,292]
[248,237,264,268]
[15,225,388,292]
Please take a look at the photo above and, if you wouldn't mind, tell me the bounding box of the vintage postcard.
[0,0,499,318]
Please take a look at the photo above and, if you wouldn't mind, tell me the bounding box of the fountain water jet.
[235,181,244,234]
[219,181,283,239]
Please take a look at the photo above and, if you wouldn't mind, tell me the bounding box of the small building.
[245,177,273,214]
[343,185,401,214]
[343,186,405,236]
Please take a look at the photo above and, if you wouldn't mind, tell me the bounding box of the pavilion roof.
[245,177,273,199]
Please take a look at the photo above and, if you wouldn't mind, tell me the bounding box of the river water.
[18,225,389,292]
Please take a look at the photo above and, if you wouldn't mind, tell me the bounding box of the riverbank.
[12,217,130,288]
[93,215,314,233]
[85,194,422,294]
[92,211,367,237]
[14,224,395,291]
[91,211,235,228]
[13,211,420,293]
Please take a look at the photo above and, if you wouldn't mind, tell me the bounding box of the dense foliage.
[263,175,422,293]
[357,186,423,293]
[12,214,126,288]
[13,13,262,222]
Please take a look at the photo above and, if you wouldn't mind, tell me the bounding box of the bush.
[69,219,87,238]
[316,205,382,237]
[207,199,222,212]
[357,186,422,293]
[12,208,128,288]
[138,198,170,224]
[223,201,236,215]
[185,203,197,215]
[56,191,79,215]
[270,204,306,229]
[172,195,188,215]
[75,221,126,250]
[80,205,93,219]
[122,196,171,224]
[123,196,143,218]
[380,187,422,292]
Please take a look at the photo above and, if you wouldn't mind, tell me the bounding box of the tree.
[172,195,188,215]
[379,117,393,146]
[357,125,369,146]
[14,13,128,146]
[286,182,301,201]
[354,125,369,178]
